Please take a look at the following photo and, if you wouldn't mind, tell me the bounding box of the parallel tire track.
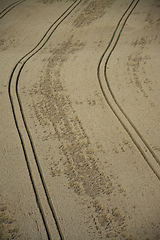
[97,0,160,180]
[0,0,25,19]
[8,1,82,239]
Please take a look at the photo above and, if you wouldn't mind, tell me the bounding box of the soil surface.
[0,0,160,239]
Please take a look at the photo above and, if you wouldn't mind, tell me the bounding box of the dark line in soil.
[0,0,25,19]
[8,1,82,239]
[103,2,160,166]
[97,0,160,180]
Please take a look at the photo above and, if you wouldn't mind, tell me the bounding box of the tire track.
[0,0,25,19]
[8,1,82,239]
[97,0,160,180]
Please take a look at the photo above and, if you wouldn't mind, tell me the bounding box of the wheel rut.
[8,1,82,239]
[0,0,25,19]
[97,0,160,180]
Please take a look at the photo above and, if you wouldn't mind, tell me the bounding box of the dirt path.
[0,0,160,239]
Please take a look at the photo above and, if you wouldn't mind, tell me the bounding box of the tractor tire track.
[0,0,25,19]
[97,0,160,180]
[8,1,82,239]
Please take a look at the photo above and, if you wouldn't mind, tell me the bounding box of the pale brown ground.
[0,0,160,239]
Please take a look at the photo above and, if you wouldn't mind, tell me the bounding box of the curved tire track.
[97,0,160,180]
[8,1,82,239]
[0,0,25,19]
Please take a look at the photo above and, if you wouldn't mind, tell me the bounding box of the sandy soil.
[0,0,160,239]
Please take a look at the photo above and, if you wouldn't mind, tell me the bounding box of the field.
[0,0,160,239]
